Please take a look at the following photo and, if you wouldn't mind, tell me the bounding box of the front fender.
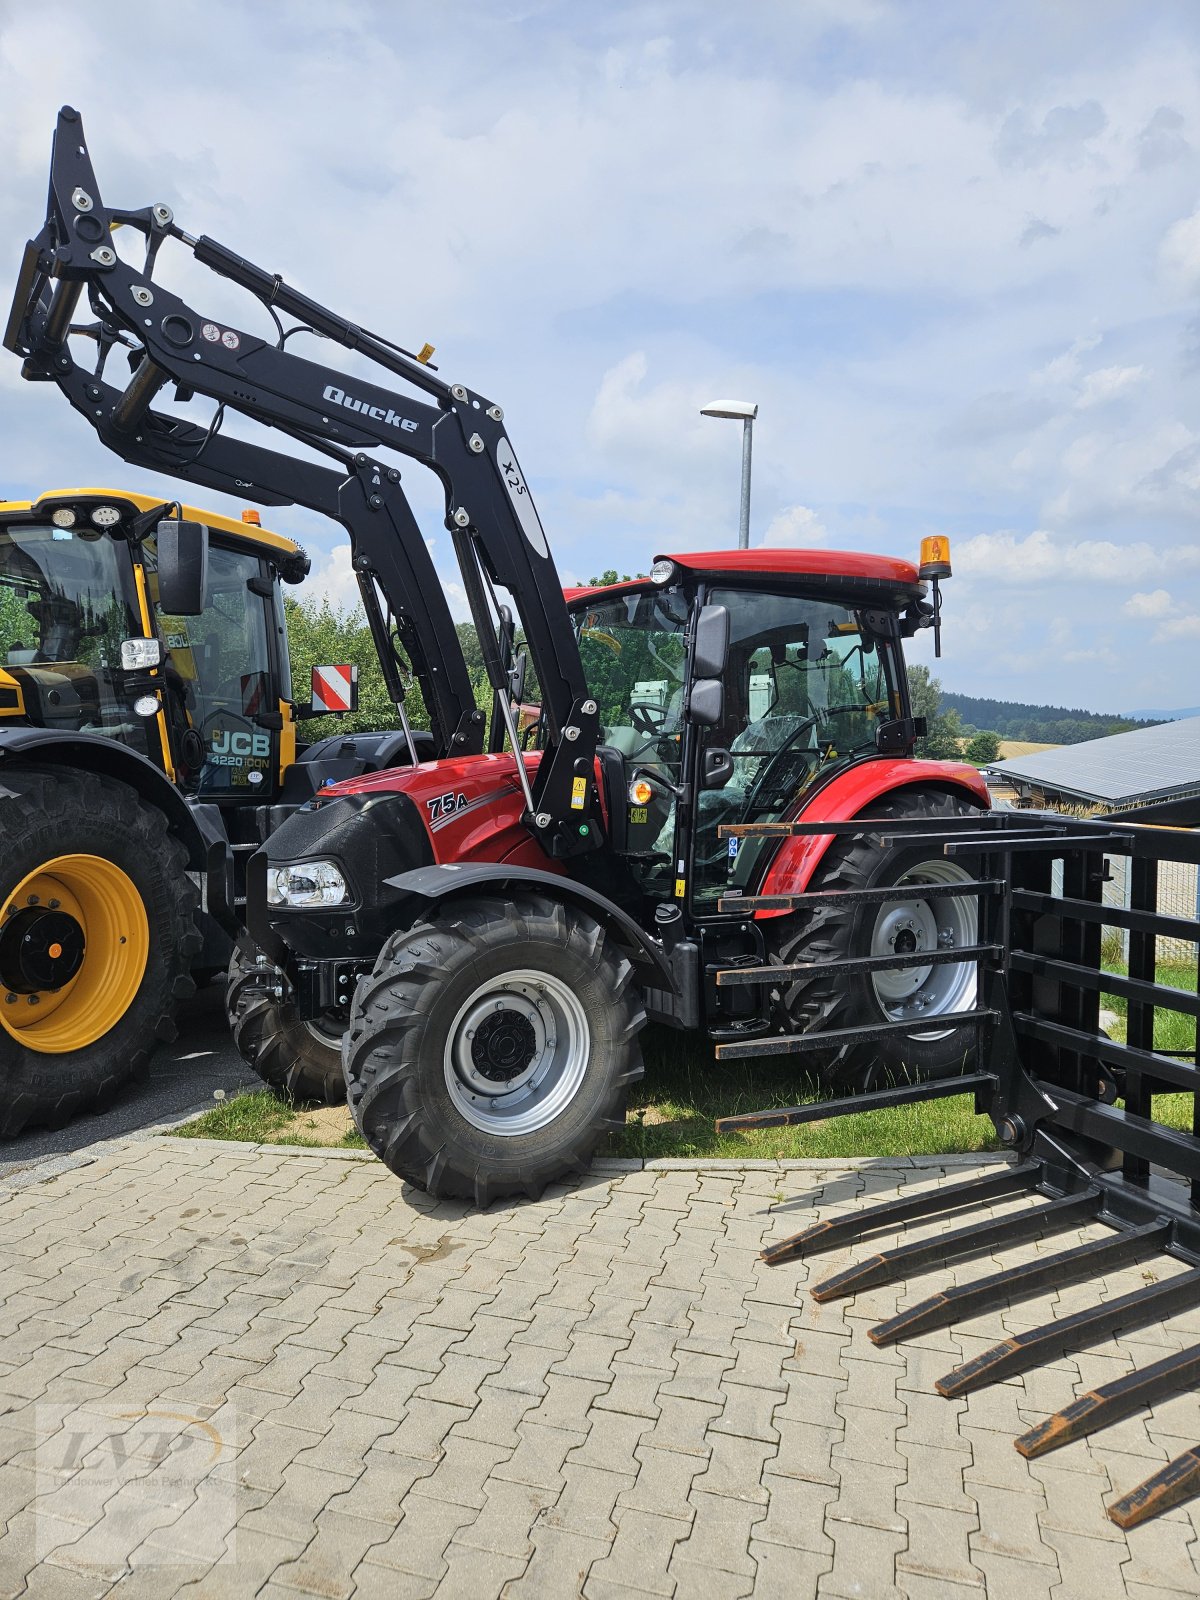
[0,727,217,861]
[753,760,990,917]
[385,863,676,993]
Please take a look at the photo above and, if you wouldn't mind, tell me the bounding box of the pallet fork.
[718,810,1200,1527]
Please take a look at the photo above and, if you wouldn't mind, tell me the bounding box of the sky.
[0,0,1198,714]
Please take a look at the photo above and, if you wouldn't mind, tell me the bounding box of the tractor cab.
[567,549,927,918]
[0,488,309,801]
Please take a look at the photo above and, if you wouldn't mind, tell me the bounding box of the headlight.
[267,861,349,908]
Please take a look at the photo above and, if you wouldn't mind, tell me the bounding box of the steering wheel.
[740,705,868,817]
[629,701,672,737]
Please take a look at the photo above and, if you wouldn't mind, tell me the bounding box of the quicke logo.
[322,384,419,432]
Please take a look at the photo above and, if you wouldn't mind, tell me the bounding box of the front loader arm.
[6,106,601,859]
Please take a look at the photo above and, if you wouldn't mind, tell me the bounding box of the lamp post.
[701,399,758,549]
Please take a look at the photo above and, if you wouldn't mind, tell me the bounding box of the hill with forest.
[938,692,1159,746]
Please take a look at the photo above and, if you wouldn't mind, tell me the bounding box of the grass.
[172,1092,367,1149]
[1097,952,1198,1135]
[173,951,1198,1161]
[604,1027,999,1161]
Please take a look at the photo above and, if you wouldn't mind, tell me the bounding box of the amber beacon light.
[917,537,952,657]
[918,535,952,580]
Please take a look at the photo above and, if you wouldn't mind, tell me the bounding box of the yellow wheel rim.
[0,855,149,1054]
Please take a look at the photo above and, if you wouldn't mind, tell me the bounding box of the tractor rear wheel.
[225,940,345,1104]
[343,894,645,1205]
[775,790,983,1087]
[0,769,199,1136]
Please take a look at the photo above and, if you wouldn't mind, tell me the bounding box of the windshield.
[0,522,159,759]
[574,588,689,896]
[0,524,140,670]
[575,590,689,743]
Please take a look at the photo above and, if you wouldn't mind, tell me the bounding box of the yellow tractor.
[0,486,429,1134]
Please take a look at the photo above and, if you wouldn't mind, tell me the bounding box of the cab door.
[143,535,281,800]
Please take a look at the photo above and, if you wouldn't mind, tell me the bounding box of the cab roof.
[564,548,922,605]
[0,487,308,575]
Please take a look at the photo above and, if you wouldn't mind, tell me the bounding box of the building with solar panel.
[992,715,1200,826]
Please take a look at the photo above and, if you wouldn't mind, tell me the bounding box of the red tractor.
[10,110,989,1201]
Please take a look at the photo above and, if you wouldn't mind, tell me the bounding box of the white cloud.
[1038,333,1103,387]
[956,529,1200,583]
[1123,588,1174,618]
[1159,205,1200,294]
[299,543,364,616]
[1152,614,1200,643]
[1075,364,1146,407]
[763,505,828,547]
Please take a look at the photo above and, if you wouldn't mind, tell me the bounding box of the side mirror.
[692,604,730,679]
[509,648,528,705]
[687,678,724,726]
[155,519,209,616]
[299,663,360,718]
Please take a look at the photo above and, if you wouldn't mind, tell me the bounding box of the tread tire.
[343,894,645,1205]
[773,789,985,1088]
[0,768,199,1136]
[225,939,345,1104]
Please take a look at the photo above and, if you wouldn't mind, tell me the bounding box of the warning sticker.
[570,776,587,811]
[674,878,686,899]
[201,323,220,342]
[221,329,240,350]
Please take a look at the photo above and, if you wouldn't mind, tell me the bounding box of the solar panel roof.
[994,714,1200,806]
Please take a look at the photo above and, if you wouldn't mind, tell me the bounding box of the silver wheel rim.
[444,968,590,1136]
[869,858,977,1039]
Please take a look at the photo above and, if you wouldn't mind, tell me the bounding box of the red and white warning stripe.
[311,663,357,713]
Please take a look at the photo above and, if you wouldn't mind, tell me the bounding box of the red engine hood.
[319,751,559,871]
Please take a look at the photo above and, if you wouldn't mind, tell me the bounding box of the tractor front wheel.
[0,769,199,1135]
[343,894,645,1205]
[225,939,346,1104]
[776,790,984,1086]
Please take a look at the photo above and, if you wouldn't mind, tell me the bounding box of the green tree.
[283,594,418,740]
[964,730,1001,765]
[455,621,485,672]
[920,706,965,759]
[906,663,941,724]
[907,663,965,758]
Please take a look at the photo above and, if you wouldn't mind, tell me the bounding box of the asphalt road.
[0,982,262,1182]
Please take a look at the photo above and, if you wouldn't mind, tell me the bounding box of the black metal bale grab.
[715,810,1200,1528]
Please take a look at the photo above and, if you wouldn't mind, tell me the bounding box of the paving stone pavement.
[1,1140,1198,1598]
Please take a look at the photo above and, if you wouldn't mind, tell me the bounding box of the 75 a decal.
[427,791,469,821]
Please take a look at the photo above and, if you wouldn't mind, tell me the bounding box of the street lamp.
[701,399,758,549]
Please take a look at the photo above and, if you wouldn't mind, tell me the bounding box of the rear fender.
[752,760,990,918]
[384,863,675,993]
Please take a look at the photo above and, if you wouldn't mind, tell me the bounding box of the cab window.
[693,591,891,902]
